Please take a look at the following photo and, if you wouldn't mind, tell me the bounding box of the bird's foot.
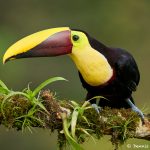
[131,105,145,123]
[91,104,101,114]
[126,98,145,124]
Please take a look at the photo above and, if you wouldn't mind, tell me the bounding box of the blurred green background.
[0,0,150,149]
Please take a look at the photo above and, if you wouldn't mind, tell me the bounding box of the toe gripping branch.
[126,98,145,123]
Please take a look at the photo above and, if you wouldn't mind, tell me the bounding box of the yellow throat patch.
[69,31,113,86]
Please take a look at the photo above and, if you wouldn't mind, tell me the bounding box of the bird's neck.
[69,46,113,86]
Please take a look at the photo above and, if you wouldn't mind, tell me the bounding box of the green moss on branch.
[0,90,150,150]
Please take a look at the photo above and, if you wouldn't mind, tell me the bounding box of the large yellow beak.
[3,27,73,64]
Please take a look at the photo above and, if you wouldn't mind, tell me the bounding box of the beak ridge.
[3,27,72,63]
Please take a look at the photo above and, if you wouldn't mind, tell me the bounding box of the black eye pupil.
[73,35,79,41]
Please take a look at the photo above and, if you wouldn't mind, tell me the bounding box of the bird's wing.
[115,54,140,92]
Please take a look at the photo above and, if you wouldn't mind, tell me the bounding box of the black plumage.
[78,32,140,109]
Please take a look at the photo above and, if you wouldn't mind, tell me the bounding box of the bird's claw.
[91,104,101,114]
[132,106,145,124]
[126,98,145,124]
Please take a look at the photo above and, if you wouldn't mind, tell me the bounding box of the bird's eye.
[72,35,79,41]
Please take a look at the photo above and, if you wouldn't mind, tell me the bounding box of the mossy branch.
[0,90,150,150]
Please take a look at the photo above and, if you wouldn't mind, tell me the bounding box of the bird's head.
[3,27,92,63]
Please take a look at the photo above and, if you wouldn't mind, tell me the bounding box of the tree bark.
[0,90,149,149]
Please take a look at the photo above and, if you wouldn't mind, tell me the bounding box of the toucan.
[3,27,144,120]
